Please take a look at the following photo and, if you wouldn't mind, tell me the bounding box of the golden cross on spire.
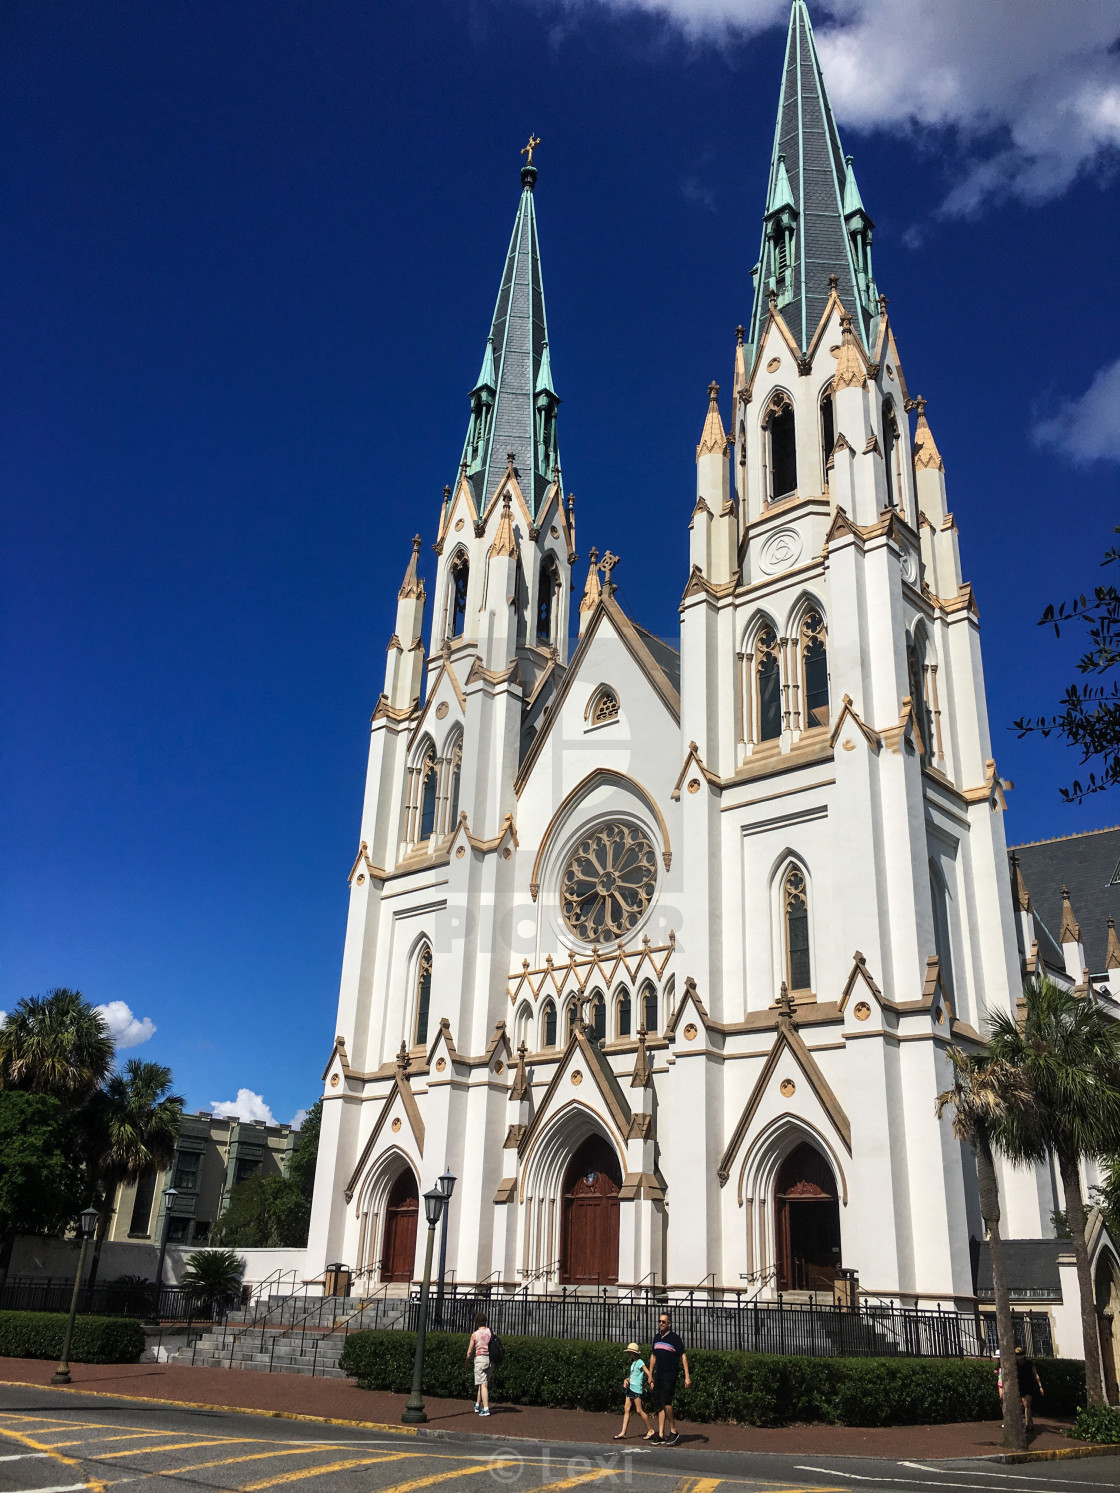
[521,134,541,167]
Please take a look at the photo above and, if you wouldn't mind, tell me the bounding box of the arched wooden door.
[775,1142,842,1291]
[559,1135,622,1286]
[380,1169,418,1283]
[1096,1253,1119,1405]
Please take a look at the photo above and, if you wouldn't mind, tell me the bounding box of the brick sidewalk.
[0,1357,1083,1460]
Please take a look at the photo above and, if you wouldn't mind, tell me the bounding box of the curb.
[978,1445,1118,1464]
[0,1379,416,1437]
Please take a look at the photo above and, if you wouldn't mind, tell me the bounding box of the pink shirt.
[469,1327,492,1358]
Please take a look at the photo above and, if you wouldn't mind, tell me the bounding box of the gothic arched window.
[591,687,619,725]
[616,988,631,1039]
[907,633,930,758]
[566,1000,579,1040]
[641,983,658,1035]
[590,993,606,1043]
[929,862,955,1001]
[765,394,797,501]
[784,866,811,993]
[537,558,558,644]
[418,747,438,840]
[448,553,469,638]
[414,944,433,1046]
[883,400,901,511]
[820,387,835,486]
[446,735,462,831]
[542,1000,557,1049]
[801,611,829,729]
[756,626,782,741]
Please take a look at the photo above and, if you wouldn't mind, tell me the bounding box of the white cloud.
[1033,357,1120,465]
[0,1011,6,1028]
[558,1,1120,212]
[210,1088,277,1125]
[290,1108,309,1130]
[95,1000,156,1049]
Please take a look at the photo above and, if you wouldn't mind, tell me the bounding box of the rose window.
[561,822,658,943]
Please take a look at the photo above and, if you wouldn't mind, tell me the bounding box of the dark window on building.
[883,401,897,508]
[449,555,469,637]
[642,985,658,1034]
[235,1157,258,1185]
[591,995,606,1042]
[167,1217,190,1244]
[821,392,835,479]
[769,402,797,499]
[757,627,782,741]
[173,1151,200,1191]
[543,1001,557,1047]
[415,945,432,1046]
[617,990,631,1039]
[537,560,557,644]
[785,867,811,991]
[193,1221,211,1243]
[419,753,437,839]
[129,1170,156,1236]
[448,742,462,828]
[802,612,829,728]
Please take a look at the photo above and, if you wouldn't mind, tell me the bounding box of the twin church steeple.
[747,0,877,358]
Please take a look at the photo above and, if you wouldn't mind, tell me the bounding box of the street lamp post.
[434,1167,456,1330]
[51,1206,100,1386]
[401,1185,447,1425]
[147,1186,180,1325]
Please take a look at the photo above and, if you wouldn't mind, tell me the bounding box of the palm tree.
[988,976,1120,1408]
[85,1060,183,1290]
[0,989,113,1105]
[180,1248,244,1314]
[936,1046,1032,1450]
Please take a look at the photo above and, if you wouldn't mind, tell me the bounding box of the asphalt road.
[0,1384,1117,1493]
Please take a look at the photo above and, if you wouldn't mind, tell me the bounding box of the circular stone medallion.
[767,357,781,373]
[900,548,918,585]
[683,1022,698,1041]
[435,701,449,719]
[571,1069,583,1086]
[687,779,701,794]
[780,1077,796,1097]
[759,527,803,575]
[435,1057,447,1072]
[330,1073,340,1088]
[391,1117,401,1132]
[854,1001,871,1021]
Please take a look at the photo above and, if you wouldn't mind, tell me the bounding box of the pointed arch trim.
[529,767,672,901]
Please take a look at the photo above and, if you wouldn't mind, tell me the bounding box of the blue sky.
[3,0,1118,1124]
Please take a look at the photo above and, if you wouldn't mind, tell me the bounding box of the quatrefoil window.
[561,822,658,943]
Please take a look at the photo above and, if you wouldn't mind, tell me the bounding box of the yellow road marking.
[367,1466,495,1493]
[676,1481,723,1493]
[152,1446,334,1476]
[42,1434,181,1448]
[238,1453,418,1491]
[96,1439,251,1459]
[0,1423,108,1493]
[536,1472,619,1491]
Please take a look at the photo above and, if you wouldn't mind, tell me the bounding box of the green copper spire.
[747,1,878,353]
[459,146,560,517]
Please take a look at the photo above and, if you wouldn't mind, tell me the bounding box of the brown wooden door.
[560,1135,621,1285]
[380,1169,418,1283]
[775,1142,842,1291]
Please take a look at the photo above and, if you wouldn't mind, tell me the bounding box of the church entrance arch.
[775,1141,841,1291]
[380,1168,419,1283]
[559,1134,621,1285]
[1095,1250,1120,1405]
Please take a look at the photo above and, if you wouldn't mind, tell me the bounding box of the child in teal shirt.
[614,1342,653,1439]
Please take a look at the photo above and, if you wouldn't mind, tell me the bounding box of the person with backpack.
[467,1311,502,1416]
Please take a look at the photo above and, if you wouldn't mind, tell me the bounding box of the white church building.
[305,1,1068,1309]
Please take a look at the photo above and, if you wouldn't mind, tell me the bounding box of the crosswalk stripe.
[3,1484,89,1493]
[239,1453,418,1490]
[43,1435,176,1449]
[365,1466,497,1493]
[536,1472,620,1491]
[153,1447,333,1476]
[0,1454,51,1463]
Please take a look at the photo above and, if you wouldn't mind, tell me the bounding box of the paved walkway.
[0,1358,1088,1459]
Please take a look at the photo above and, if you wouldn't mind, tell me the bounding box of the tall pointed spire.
[459,146,560,519]
[747,2,877,355]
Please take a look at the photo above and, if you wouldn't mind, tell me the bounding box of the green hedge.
[340,1330,1083,1427]
[1033,1356,1086,1417]
[1069,1405,1120,1444]
[0,1311,145,1364]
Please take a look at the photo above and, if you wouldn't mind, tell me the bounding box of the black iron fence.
[979,1310,1054,1359]
[411,1290,1054,1360]
[0,1278,221,1323]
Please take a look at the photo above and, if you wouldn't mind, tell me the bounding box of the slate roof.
[747,1,873,353]
[1010,825,1120,977]
[631,626,681,697]
[972,1238,1064,1300]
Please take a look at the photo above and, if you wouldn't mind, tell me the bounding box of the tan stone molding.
[343,1044,425,1201]
[1059,885,1082,944]
[526,766,672,899]
[508,933,675,1005]
[670,741,721,801]
[828,694,882,753]
[516,1024,633,1163]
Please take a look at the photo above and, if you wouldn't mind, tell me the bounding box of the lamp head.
[164,1187,179,1204]
[437,1168,456,1199]
[79,1206,99,1240]
[423,1186,446,1228]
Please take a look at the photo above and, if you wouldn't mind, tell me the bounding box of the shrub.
[338,1330,1069,1427]
[0,1311,145,1364]
[1033,1355,1086,1416]
[1069,1404,1120,1444]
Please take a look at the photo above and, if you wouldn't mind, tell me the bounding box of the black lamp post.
[147,1186,179,1325]
[51,1206,100,1385]
[434,1166,456,1329]
[401,1185,447,1425]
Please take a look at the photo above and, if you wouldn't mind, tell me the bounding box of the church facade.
[306,1,1059,1305]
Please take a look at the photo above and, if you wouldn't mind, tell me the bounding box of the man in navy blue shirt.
[648,1310,690,1445]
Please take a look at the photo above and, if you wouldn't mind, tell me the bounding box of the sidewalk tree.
[936,1047,1032,1450]
[212,1173,311,1248]
[0,990,113,1106]
[289,1099,321,1199]
[180,1248,244,1311]
[85,1059,183,1290]
[0,1091,86,1287]
[988,977,1120,1407]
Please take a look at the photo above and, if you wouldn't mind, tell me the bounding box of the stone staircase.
[179,1288,412,1377]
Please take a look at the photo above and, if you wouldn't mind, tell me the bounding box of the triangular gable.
[343,1058,426,1201]
[838,951,885,1017]
[347,842,387,887]
[743,303,806,404]
[436,472,480,549]
[828,693,881,753]
[517,1025,632,1159]
[718,1016,852,1185]
[531,480,575,559]
[664,975,710,1038]
[322,1035,352,1083]
[479,460,533,537]
[448,809,519,860]
[407,658,466,750]
[670,742,720,802]
[804,286,847,371]
[515,593,680,794]
[427,1016,464,1071]
[880,696,926,759]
